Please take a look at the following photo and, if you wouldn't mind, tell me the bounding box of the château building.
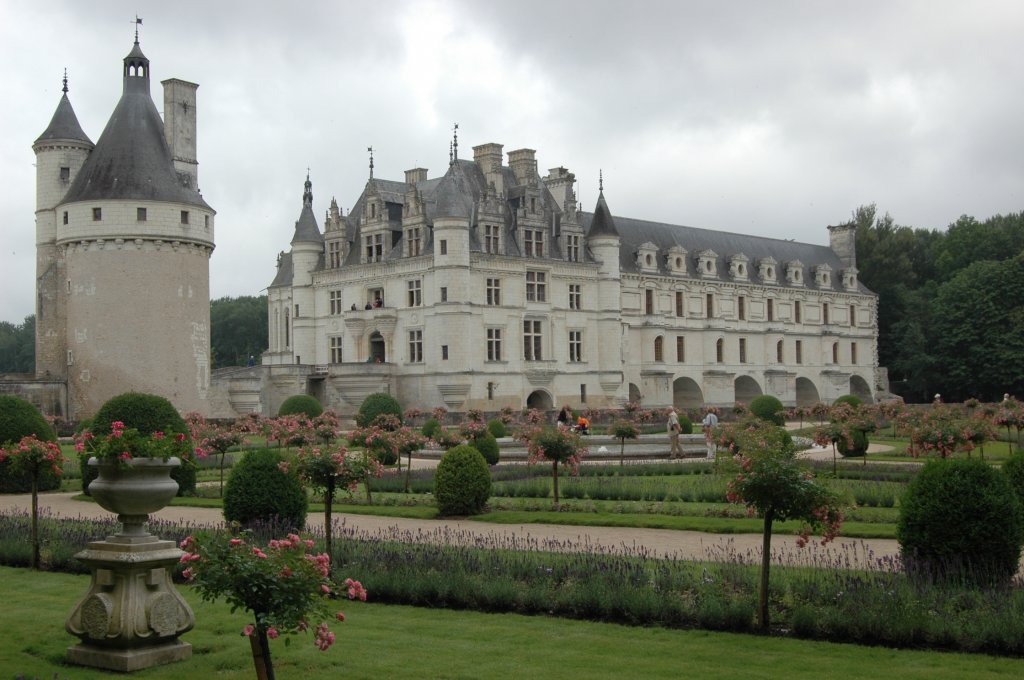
[258,140,880,416]
[32,37,215,418]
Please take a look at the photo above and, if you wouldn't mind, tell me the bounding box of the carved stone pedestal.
[65,532,194,671]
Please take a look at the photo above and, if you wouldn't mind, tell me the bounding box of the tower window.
[440,287,448,303]
[439,240,447,255]
[180,210,190,224]
[62,211,68,225]
[92,207,102,221]
[137,207,147,221]
[60,167,70,182]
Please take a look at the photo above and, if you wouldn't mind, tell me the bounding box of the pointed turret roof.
[434,162,473,219]
[587,190,619,238]
[35,76,92,146]
[291,173,323,244]
[59,40,210,209]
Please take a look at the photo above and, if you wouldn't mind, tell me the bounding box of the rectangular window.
[566,234,581,262]
[329,290,342,315]
[137,207,147,221]
[329,336,343,363]
[796,340,803,364]
[716,339,724,363]
[767,298,774,322]
[328,241,342,268]
[407,279,422,307]
[832,342,839,364]
[486,278,501,306]
[849,304,856,327]
[205,214,210,229]
[484,224,500,254]
[62,211,68,225]
[365,233,383,262]
[294,304,300,317]
[524,320,542,360]
[368,287,383,308]
[440,287,448,303]
[739,338,747,363]
[794,301,802,323]
[442,345,449,360]
[60,166,70,182]
[568,330,583,362]
[851,342,858,364]
[409,330,423,363]
[676,336,685,362]
[777,340,784,363]
[180,210,190,225]
[486,327,502,362]
[580,384,587,403]
[407,227,422,256]
[675,292,684,317]
[439,239,447,255]
[92,207,102,221]
[645,289,654,315]
[823,302,830,325]
[738,296,745,320]
[568,284,581,310]
[524,229,544,257]
[706,293,714,318]
[525,270,546,302]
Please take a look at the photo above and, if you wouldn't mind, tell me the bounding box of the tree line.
[852,205,1024,402]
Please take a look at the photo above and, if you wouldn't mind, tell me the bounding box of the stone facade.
[32,40,215,419]
[256,143,880,417]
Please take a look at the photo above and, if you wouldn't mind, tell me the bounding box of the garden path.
[0,489,904,571]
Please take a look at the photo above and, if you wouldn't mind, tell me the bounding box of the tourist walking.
[667,408,681,459]
[702,408,719,460]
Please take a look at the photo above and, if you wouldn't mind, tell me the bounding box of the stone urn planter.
[66,456,194,671]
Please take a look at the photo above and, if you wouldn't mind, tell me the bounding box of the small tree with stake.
[0,435,64,569]
[609,420,640,466]
[292,443,370,564]
[518,425,586,504]
[721,418,844,631]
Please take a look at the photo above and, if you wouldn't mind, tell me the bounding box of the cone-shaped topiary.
[470,432,500,465]
[224,448,308,530]
[0,395,60,493]
[434,444,491,516]
[487,419,508,439]
[356,393,402,427]
[750,395,785,426]
[278,394,323,418]
[85,392,195,496]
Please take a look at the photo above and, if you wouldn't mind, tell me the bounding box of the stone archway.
[796,377,820,407]
[369,332,386,363]
[850,374,873,403]
[673,377,703,410]
[628,382,642,405]
[526,390,553,411]
[734,375,762,404]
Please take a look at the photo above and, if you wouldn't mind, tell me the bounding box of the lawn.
[2,566,1019,680]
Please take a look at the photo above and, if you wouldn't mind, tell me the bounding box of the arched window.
[654,336,664,362]
[832,342,839,364]
[716,338,724,363]
[776,340,784,363]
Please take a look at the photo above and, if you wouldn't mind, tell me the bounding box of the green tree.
[210,296,268,369]
[0,315,35,374]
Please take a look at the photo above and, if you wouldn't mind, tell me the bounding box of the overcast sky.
[2,0,1022,323]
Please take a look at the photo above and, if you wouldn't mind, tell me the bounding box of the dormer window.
[759,257,778,284]
[786,260,804,286]
[696,249,718,278]
[729,253,750,281]
[636,242,659,273]
[814,264,833,289]
[667,246,688,275]
[841,267,859,291]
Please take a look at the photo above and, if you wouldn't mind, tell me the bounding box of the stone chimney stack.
[473,143,504,196]
[162,78,199,189]
[507,148,537,184]
[405,168,428,185]
[827,222,857,269]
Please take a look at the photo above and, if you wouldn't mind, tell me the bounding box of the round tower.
[33,73,94,382]
[55,38,216,418]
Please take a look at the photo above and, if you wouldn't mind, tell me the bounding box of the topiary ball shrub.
[434,444,492,516]
[277,394,323,418]
[833,394,863,408]
[224,448,307,530]
[422,418,441,439]
[356,393,403,428]
[85,392,195,496]
[1003,451,1024,509]
[898,458,1023,585]
[471,432,500,465]
[749,395,785,426]
[487,418,508,439]
[837,429,869,458]
[677,414,693,435]
[0,395,61,493]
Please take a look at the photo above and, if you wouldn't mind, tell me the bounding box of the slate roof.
[269,251,293,288]
[59,42,211,210]
[35,93,93,146]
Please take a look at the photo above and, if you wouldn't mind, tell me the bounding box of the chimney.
[162,78,199,189]
[543,166,575,211]
[827,222,857,268]
[507,148,537,184]
[405,168,428,185]
[474,143,504,196]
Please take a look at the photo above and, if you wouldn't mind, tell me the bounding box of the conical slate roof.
[291,175,323,244]
[587,191,619,238]
[433,163,473,219]
[35,92,93,146]
[59,42,210,209]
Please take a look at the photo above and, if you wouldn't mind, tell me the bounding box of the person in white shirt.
[702,408,719,460]
[667,409,681,459]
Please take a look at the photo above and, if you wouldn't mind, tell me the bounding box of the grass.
[3,566,1021,680]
